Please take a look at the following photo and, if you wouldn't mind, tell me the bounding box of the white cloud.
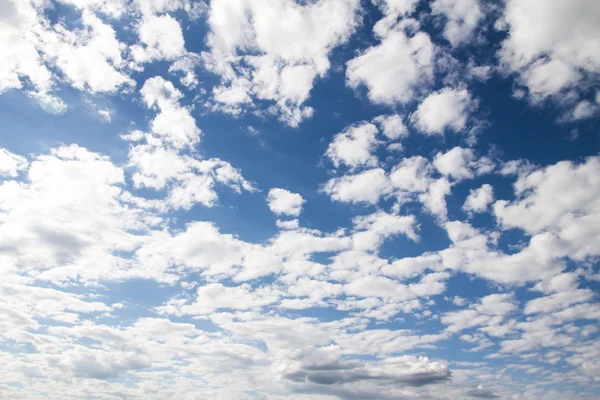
[325,122,380,169]
[41,10,134,93]
[351,210,419,251]
[494,156,600,261]
[499,0,600,104]
[567,99,599,121]
[132,14,186,63]
[267,188,305,217]
[411,88,477,135]
[419,178,452,220]
[0,148,28,177]
[97,108,112,122]
[389,156,434,194]
[0,144,159,283]
[442,293,517,334]
[463,184,494,213]
[276,219,300,230]
[159,283,282,315]
[433,147,494,181]
[140,76,200,148]
[431,0,484,47]
[373,114,409,140]
[169,53,201,88]
[347,29,435,105]
[0,0,63,110]
[322,168,391,205]
[204,0,361,126]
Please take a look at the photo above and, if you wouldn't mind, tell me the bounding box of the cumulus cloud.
[0,148,28,177]
[499,0,600,107]
[431,0,484,47]
[463,184,494,213]
[204,0,361,126]
[433,147,494,181]
[494,156,600,261]
[326,122,380,169]
[373,114,409,140]
[322,168,392,205]
[132,14,187,63]
[267,188,305,217]
[347,28,435,105]
[411,88,478,135]
[41,10,134,94]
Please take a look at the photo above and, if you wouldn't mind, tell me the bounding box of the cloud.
[283,354,450,388]
[204,0,361,126]
[0,0,63,111]
[322,168,392,205]
[132,14,186,63]
[0,148,28,177]
[431,0,484,47]
[372,114,409,140]
[441,293,518,334]
[463,184,494,213]
[411,88,478,135]
[326,122,380,169]
[139,76,200,148]
[466,385,499,398]
[267,188,305,217]
[498,0,600,105]
[40,10,134,93]
[494,156,600,261]
[159,283,282,315]
[433,147,494,181]
[347,28,435,105]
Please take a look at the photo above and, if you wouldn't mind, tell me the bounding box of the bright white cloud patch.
[326,122,380,169]
[204,0,361,126]
[373,114,409,140]
[347,29,435,105]
[0,148,28,177]
[463,184,494,213]
[411,88,477,135]
[267,188,305,217]
[499,0,600,109]
[431,0,484,47]
[132,14,186,63]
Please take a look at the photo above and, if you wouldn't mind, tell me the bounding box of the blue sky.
[1,0,600,399]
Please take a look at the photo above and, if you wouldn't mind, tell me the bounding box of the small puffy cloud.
[441,293,518,334]
[431,0,484,47]
[463,184,494,213]
[132,14,186,63]
[0,148,28,177]
[347,29,435,105]
[433,147,494,181]
[466,385,499,398]
[140,76,200,149]
[322,168,391,205]
[40,10,134,93]
[0,0,63,110]
[499,0,600,105]
[325,122,380,169]
[419,178,452,220]
[159,283,282,315]
[276,219,300,230]
[411,88,478,135]
[267,188,305,217]
[373,114,409,140]
[494,156,600,261]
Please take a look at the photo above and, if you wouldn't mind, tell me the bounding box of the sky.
[0,0,600,399]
